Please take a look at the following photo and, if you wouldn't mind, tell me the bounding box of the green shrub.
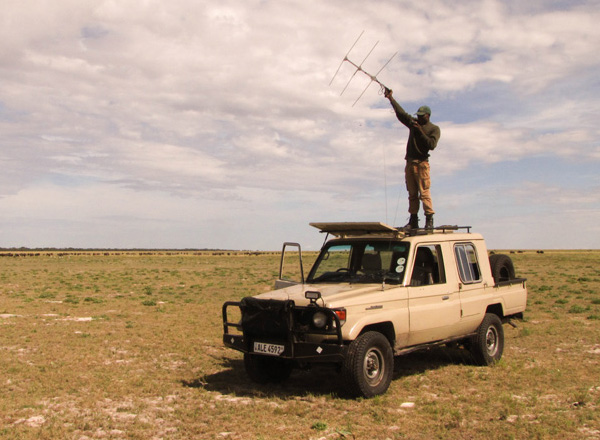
[568,304,587,314]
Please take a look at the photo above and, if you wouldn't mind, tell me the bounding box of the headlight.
[312,311,328,328]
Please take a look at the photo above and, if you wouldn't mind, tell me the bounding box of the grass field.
[1,250,599,439]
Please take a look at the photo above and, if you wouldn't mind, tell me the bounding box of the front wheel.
[342,331,394,398]
[470,313,504,366]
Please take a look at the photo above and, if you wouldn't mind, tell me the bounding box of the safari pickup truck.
[222,222,527,397]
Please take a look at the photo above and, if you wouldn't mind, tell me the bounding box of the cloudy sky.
[1,0,599,251]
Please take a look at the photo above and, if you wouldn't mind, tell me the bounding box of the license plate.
[253,342,285,356]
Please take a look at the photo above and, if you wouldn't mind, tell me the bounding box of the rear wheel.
[243,354,293,383]
[470,313,504,366]
[343,331,394,398]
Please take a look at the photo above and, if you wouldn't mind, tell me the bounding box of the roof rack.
[402,225,472,236]
[310,222,472,239]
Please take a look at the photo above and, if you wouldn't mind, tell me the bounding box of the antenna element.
[330,32,397,106]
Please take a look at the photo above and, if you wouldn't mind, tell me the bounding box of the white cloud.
[0,0,598,249]
[509,181,600,207]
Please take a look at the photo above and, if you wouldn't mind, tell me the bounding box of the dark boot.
[404,214,419,229]
[425,214,434,229]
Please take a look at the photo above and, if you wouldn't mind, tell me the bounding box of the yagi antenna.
[330,31,397,106]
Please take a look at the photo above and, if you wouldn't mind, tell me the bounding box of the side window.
[454,243,482,284]
[410,244,446,286]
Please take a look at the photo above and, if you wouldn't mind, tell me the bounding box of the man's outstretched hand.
[384,87,393,99]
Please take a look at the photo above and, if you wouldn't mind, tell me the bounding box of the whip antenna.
[330,32,397,106]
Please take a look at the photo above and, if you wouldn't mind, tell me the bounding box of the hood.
[253,282,397,308]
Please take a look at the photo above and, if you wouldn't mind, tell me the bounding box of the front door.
[275,242,304,289]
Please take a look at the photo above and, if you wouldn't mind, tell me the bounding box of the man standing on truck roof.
[384,88,440,230]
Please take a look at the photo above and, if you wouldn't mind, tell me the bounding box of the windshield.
[307,240,409,284]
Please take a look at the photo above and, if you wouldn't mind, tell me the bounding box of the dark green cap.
[416,105,431,116]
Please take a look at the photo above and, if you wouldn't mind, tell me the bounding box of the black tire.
[342,331,394,398]
[470,313,504,366]
[243,354,293,384]
[489,254,515,283]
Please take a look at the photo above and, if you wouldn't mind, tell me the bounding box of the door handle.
[442,295,450,300]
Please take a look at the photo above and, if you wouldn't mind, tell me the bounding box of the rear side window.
[454,243,481,284]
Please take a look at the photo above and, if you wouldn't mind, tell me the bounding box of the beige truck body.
[222,222,527,397]
[259,226,526,353]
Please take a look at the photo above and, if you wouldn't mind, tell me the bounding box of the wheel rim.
[485,326,499,356]
[363,347,384,386]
